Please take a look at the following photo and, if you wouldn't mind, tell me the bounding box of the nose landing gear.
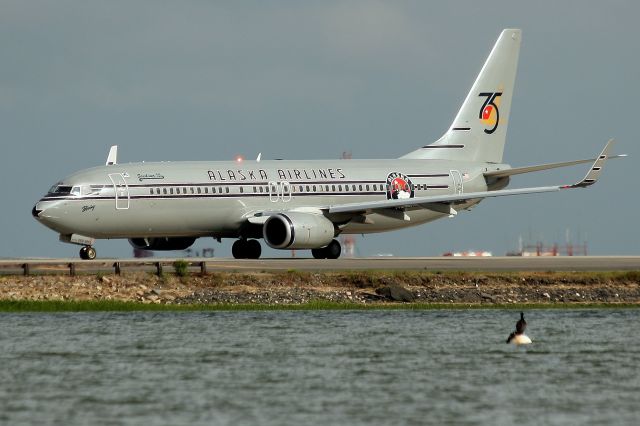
[79,246,97,260]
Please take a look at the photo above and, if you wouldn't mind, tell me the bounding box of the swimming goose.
[506,312,531,344]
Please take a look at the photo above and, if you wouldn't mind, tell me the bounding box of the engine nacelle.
[128,237,196,251]
[263,212,335,249]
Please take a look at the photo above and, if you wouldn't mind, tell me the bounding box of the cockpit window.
[71,186,81,196]
[46,185,73,197]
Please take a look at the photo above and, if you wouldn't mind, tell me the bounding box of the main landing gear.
[311,239,341,259]
[232,239,262,259]
[79,246,97,260]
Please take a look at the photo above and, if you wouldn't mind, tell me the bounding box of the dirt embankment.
[1,271,639,305]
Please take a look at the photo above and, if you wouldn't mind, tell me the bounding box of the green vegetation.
[0,300,637,313]
[173,260,189,277]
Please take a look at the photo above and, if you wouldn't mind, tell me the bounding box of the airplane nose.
[32,204,42,218]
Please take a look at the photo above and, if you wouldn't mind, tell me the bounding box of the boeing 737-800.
[33,29,623,260]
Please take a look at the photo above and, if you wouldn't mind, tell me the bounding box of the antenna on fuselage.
[106,145,118,166]
[256,152,262,162]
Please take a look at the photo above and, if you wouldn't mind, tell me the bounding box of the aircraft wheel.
[80,246,97,260]
[232,240,246,259]
[246,239,262,259]
[311,248,326,259]
[325,240,341,259]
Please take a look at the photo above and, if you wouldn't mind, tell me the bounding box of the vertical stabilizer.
[401,29,521,163]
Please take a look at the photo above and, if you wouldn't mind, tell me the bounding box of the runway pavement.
[1,256,639,275]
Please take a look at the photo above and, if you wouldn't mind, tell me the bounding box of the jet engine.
[263,212,335,249]
[128,237,196,251]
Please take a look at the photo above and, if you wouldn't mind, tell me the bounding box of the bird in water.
[506,312,532,345]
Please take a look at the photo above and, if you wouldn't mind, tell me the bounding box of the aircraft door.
[108,173,130,210]
[269,181,279,203]
[281,181,292,202]
[268,181,292,203]
[450,170,464,195]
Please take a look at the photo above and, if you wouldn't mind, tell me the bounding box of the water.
[0,310,638,426]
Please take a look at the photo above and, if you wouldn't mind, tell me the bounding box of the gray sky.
[1,0,638,258]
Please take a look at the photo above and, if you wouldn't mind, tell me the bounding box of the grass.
[0,300,637,313]
[173,260,189,277]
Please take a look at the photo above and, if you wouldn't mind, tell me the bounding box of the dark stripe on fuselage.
[125,180,387,189]
[40,191,392,202]
[407,174,450,178]
[39,176,452,202]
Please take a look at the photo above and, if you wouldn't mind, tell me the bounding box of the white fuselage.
[34,158,492,240]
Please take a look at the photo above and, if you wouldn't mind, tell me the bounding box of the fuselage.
[33,158,501,241]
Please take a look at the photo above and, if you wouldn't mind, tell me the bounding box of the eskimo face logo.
[386,172,414,200]
[478,92,502,134]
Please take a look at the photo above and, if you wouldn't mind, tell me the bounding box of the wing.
[484,140,625,179]
[328,139,618,216]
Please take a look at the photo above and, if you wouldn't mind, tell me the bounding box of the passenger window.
[299,185,304,192]
[352,185,356,191]
[359,185,363,191]
[163,188,167,194]
[197,187,201,194]
[338,185,342,191]
[204,187,208,194]
[366,185,369,191]
[149,189,154,195]
[332,185,336,191]
[325,185,329,192]
[225,187,229,194]
[240,187,244,194]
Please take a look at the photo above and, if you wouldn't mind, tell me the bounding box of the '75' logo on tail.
[478,92,502,134]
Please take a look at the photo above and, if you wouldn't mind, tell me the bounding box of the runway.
[1,256,639,275]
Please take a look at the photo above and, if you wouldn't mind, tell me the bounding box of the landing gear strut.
[79,246,97,260]
[232,239,262,259]
[311,239,341,259]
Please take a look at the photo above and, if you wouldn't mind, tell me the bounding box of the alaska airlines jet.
[33,29,623,260]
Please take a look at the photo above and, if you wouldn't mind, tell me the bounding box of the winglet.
[563,139,616,189]
[106,145,118,166]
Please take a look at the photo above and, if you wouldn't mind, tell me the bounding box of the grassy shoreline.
[2,270,639,310]
[0,300,638,313]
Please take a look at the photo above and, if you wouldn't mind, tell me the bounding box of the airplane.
[32,29,624,260]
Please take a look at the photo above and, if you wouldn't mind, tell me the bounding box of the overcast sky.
[1,0,637,258]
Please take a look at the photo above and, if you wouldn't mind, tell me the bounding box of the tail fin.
[401,29,521,163]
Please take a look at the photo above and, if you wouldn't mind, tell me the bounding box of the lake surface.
[0,310,638,425]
